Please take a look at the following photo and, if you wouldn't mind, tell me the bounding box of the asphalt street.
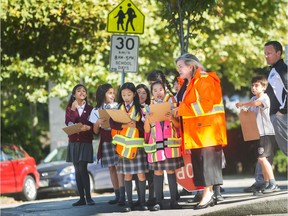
[0,175,287,216]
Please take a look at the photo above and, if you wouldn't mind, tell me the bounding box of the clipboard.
[62,123,83,135]
[149,102,171,123]
[105,109,132,123]
[99,110,111,128]
[239,110,260,141]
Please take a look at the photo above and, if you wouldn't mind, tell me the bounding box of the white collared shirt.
[77,102,86,117]
[125,102,134,110]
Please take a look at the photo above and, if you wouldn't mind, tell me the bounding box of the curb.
[200,193,288,216]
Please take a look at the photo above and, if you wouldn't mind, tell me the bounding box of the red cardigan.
[65,104,94,143]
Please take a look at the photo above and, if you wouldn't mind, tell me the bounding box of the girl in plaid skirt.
[89,83,125,205]
[110,82,149,212]
[144,81,184,211]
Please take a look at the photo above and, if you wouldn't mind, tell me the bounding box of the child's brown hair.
[251,75,268,90]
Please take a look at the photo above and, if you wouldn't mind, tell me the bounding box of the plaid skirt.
[101,141,119,167]
[148,157,184,171]
[66,142,93,163]
[117,148,149,175]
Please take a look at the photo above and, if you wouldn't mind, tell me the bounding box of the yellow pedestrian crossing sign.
[107,0,145,34]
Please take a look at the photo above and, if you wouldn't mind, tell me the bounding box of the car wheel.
[21,175,37,201]
[89,173,95,193]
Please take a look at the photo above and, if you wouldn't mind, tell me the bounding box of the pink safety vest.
[144,120,182,163]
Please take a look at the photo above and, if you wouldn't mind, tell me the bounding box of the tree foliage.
[1,0,287,163]
[158,0,287,90]
[158,0,221,54]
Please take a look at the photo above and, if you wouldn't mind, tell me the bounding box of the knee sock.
[147,172,154,200]
[167,173,177,204]
[78,161,91,200]
[114,189,120,200]
[124,180,133,204]
[138,180,146,205]
[135,178,140,201]
[119,186,125,202]
[154,174,163,204]
[73,162,85,200]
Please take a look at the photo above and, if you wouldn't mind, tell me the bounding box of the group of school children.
[65,69,191,211]
[93,72,184,212]
[65,45,285,212]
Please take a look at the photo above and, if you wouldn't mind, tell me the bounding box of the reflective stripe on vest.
[164,138,181,147]
[190,101,225,117]
[143,142,156,152]
[143,142,167,153]
[112,135,144,147]
[189,75,225,117]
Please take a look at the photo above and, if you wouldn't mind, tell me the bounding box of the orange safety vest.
[111,104,144,159]
[178,68,227,149]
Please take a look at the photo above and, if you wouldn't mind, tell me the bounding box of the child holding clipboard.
[110,82,148,212]
[236,75,280,194]
[89,84,125,205]
[143,81,184,211]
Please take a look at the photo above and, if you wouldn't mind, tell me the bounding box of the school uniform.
[89,103,119,167]
[110,103,148,175]
[65,102,94,163]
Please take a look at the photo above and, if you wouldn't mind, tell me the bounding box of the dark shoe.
[72,199,86,206]
[118,199,126,206]
[151,203,162,211]
[140,204,149,211]
[146,198,156,206]
[123,204,134,212]
[215,194,224,202]
[108,198,119,204]
[193,197,216,210]
[262,184,280,194]
[86,198,95,205]
[243,183,261,193]
[170,202,182,209]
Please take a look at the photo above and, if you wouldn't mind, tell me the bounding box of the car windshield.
[43,147,67,163]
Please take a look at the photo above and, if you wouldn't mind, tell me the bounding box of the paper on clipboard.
[99,110,111,128]
[62,123,83,135]
[148,102,171,123]
[239,110,260,141]
[105,109,132,123]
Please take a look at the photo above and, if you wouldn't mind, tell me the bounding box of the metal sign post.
[121,69,125,85]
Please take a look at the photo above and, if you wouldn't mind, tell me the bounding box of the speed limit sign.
[110,34,139,73]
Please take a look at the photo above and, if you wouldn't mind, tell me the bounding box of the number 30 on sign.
[110,34,139,73]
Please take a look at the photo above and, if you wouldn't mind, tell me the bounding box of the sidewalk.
[1,175,287,216]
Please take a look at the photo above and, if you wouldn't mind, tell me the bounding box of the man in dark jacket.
[264,41,287,156]
[244,41,287,194]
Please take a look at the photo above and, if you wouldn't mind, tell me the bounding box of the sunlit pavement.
[1,175,287,216]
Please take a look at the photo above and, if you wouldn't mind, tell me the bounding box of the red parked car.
[0,144,40,201]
